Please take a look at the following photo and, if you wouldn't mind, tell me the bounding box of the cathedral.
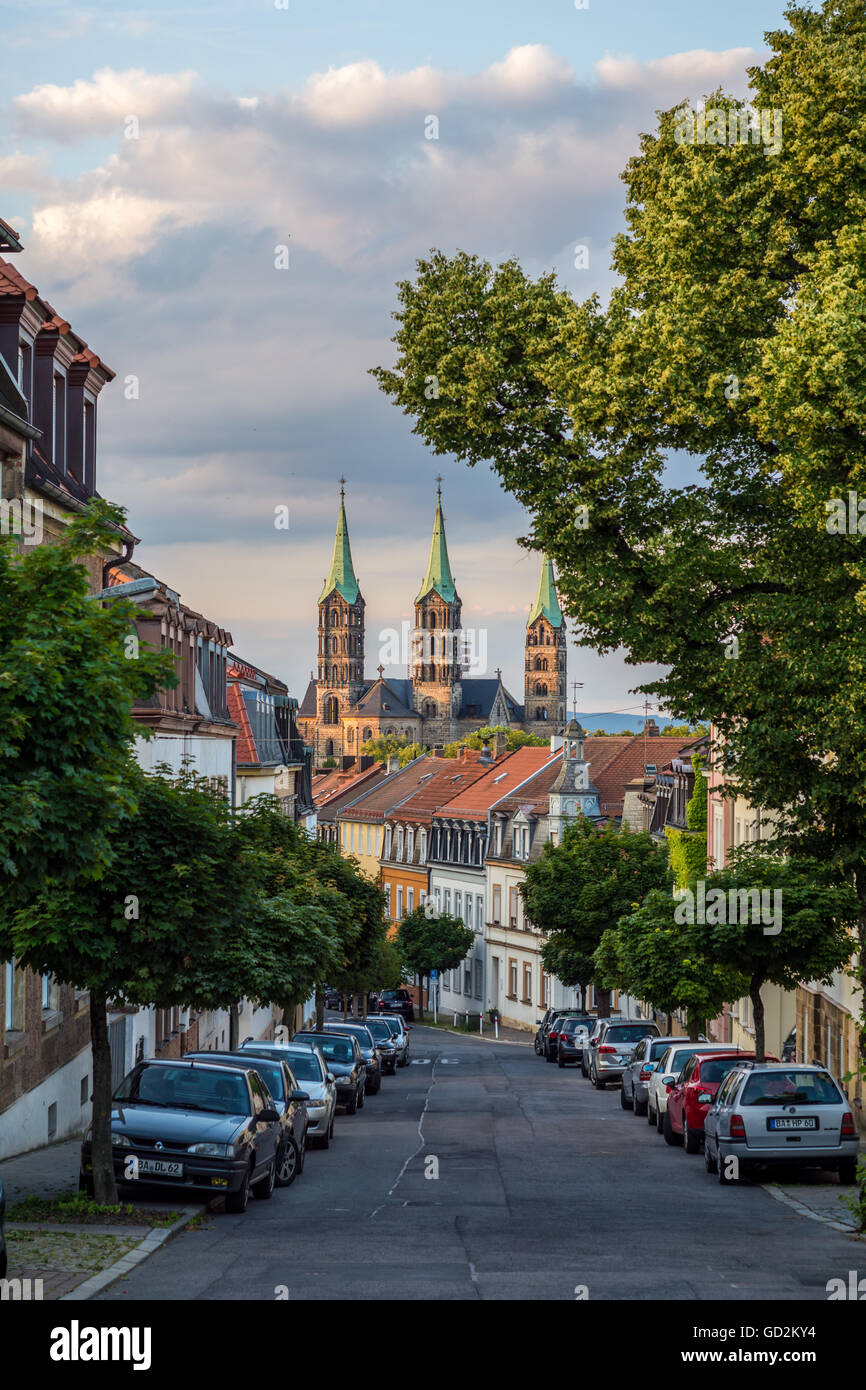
[297,483,567,768]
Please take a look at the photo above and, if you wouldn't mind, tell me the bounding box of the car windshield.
[740,1070,841,1106]
[606,1026,653,1044]
[699,1058,746,1085]
[116,1064,249,1115]
[378,1018,402,1036]
[298,1036,353,1063]
[282,1053,323,1081]
[364,1021,392,1041]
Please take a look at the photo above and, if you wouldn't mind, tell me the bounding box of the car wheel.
[546,1050,556,1063]
[357,1084,365,1109]
[683,1117,701,1154]
[316,1125,330,1151]
[580,1061,588,1078]
[656,1106,665,1133]
[253,1158,276,1201]
[276,1136,300,1187]
[663,1109,681,1146]
[346,1087,358,1115]
[704,1139,718,1175]
[558,1056,565,1068]
[534,1039,541,1055]
[647,1104,656,1126]
[634,1095,648,1118]
[838,1158,858,1185]
[620,1085,633,1110]
[226,1166,251,1213]
[592,1069,605,1090]
[297,1137,306,1175]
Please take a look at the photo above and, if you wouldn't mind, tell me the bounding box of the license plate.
[138,1158,184,1176]
[767,1116,817,1131]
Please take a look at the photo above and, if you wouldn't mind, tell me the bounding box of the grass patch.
[10,1191,180,1228]
[7,1227,140,1274]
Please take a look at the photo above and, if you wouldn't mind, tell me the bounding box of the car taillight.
[729,1114,746,1139]
[639,1066,652,1080]
[598,1045,617,1054]
[841,1112,857,1138]
[550,1032,559,1040]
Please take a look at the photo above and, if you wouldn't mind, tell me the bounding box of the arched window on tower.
[536,707,548,720]
[363,727,372,742]
[534,681,548,695]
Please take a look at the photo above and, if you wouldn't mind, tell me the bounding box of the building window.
[523,963,532,1003]
[366,825,372,856]
[454,890,463,922]
[4,959,26,1032]
[474,959,483,1000]
[407,828,415,861]
[384,825,392,858]
[507,959,518,999]
[396,887,404,918]
[397,826,404,860]
[509,887,519,927]
[492,884,501,924]
[407,887,414,914]
[464,964,472,994]
[42,974,60,1014]
[540,972,548,1007]
[384,884,392,917]
[419,830,427,861]
[443,889,451,914]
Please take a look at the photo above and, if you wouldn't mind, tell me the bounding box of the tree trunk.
[417,972,424,1024]
[596,988,611,1019]
[315,988,324,1031]
[666,1013,673,1034]
[751,977,766,1063]
[688,1014,701,1042]
[90,991,118,1205]
[229,1003,239,1050]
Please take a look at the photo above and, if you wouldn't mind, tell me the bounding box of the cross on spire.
[377,664,385,680]
[435,474,443,500]
[338,475,346,497]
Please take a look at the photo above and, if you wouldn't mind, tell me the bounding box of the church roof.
[527,553,563,628]
[353,677,417,721]
[458,677,523,722]
[415,493,456,604]
[319,491,360,605]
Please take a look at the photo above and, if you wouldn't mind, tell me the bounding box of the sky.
[1,0,794,715]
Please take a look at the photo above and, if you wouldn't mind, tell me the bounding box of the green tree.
[441,725,547,757]
[0,502,174,900]
[522,818,671,1016]
[398,907,475,1022]
[372,1,866,1067]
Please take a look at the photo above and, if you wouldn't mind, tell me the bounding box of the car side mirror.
[258,1108,280,1124]
[696,1092,712,1104]
[662,1076,676,1089]
[291,1090,310,1103]
[590,1039,598,1047]
[326,1073,335,1084]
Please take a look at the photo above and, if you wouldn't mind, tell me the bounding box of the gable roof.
[382,752,492,824]
[435,746,559,818]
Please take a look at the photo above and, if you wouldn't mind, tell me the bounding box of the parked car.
[703,1063,860,1184]
[240,1041,337,1148]
[580,1016,625,1076]
[665,1051,778,1151]
[589,1020,661,1089]
[620,1035,689,1114]
[0,1177,6,1279]
[185,1052,308,1186]
[322,1022,383,1093]
[534,1006,578,1057]
[293,1031,367,1113]
[80,1058,283,1213]
[324,988,345,1010]
[544,1010,595,1062]
[377,988,415,1022]
[361,1016,401,1074]
[376,1013,411,1067]
[557,1018,591,1067]
[648,1043,740,1131]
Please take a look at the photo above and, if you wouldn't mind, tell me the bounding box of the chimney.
[491,731,507,760]
[478,740,493,766]
[386,753,400,774]
[644,719,660,737]
[549,734,564,755]
[433,745,445,759]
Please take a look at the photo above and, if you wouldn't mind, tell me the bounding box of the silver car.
[580,1016,624,1077]
[240,1041,337,1149]
[376,1013,411,1067]
[589,1020,660,1089]
[621,1035,686,1115]
[703,1063,860,1185]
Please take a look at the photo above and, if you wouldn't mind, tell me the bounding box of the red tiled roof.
[227,682,257,766]
[383,755,494,825]
[0,257,38,299]
[436,746,559,817]
[590,735,698,816]
[315,763,386,816]
[490,756,564,817]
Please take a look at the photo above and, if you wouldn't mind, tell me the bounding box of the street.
[95,1027,858,1302]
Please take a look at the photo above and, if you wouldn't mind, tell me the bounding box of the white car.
[647,1042,740,1133]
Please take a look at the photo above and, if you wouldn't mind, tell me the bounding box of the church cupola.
[525,552,566,728]
[411,480,462,733]
[317,479,365,732]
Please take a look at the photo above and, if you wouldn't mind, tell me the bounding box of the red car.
[664,1050,779,1152]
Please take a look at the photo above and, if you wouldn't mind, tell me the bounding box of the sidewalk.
[1,1137,81,1204]
[416,1017,533,1046]
[762,1174,863,1235]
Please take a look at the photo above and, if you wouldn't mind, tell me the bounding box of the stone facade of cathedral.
[297,486,567,769]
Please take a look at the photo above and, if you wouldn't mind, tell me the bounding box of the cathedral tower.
[525,553,566,728]
[316,481,365,761]
[411,481,462,741]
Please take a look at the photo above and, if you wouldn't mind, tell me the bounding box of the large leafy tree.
[373,0,866,1062]
[398,907,475,1021]
[0,502,174,899]
[522,819,671,1016]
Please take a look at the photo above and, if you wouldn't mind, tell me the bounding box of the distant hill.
[572,713,706,737]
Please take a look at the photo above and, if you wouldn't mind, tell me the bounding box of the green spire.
[527,553,563,628]
[415,482,456,604]
[319,482,360,605]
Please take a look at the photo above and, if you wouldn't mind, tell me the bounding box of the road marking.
[440,1058,460,1064]
[410,1058,431,1065]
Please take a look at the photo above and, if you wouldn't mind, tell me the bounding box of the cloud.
[596,47,760,99]
[13,67,198,141]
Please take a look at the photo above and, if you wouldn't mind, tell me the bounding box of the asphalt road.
[96,1025,860,1301]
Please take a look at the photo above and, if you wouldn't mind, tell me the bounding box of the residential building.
[228,655,314,829]
[336,756,441,883]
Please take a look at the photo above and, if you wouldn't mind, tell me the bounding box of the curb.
[59,1206,204,1300]
[760,1183,865,1239]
